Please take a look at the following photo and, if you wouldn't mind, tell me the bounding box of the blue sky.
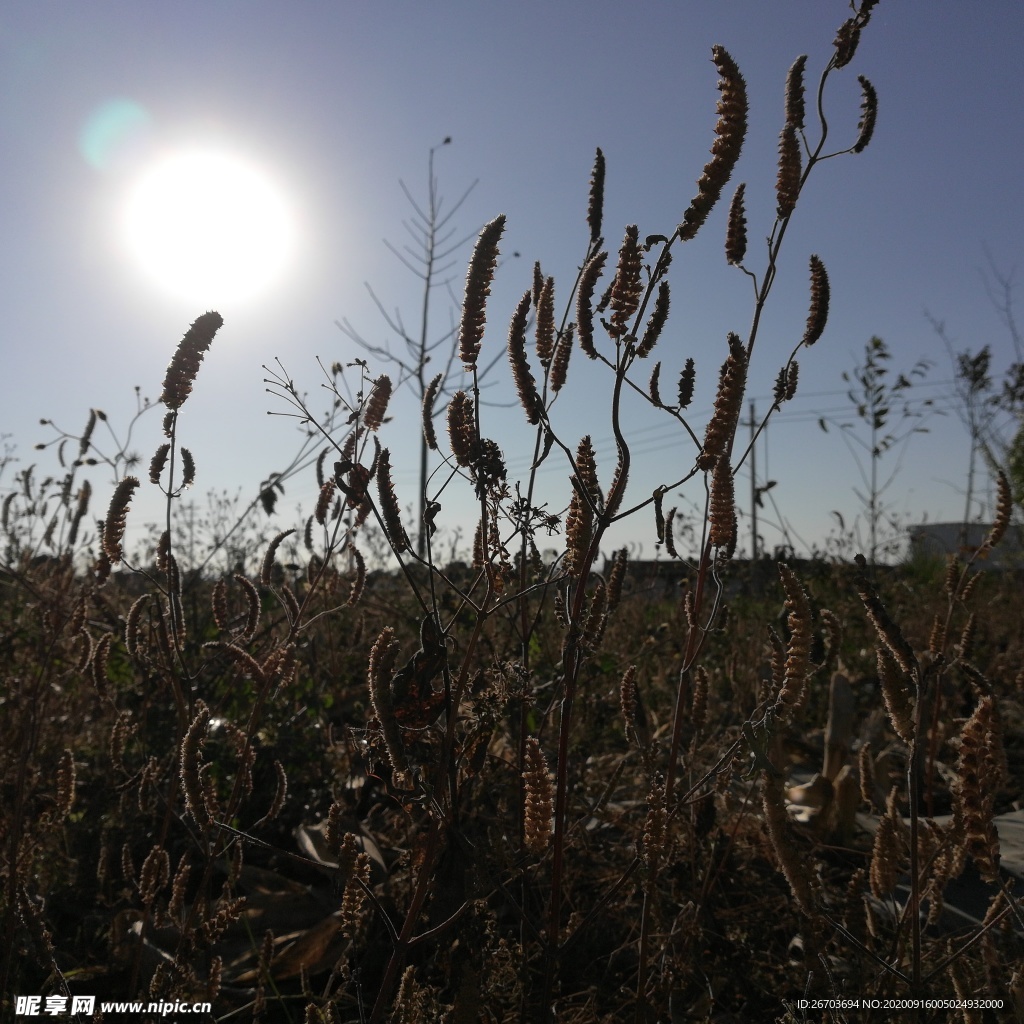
[2,2,1022,569]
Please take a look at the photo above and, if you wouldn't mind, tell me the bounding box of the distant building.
[908,521,1024,569]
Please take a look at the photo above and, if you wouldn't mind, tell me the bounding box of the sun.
[122,150,295,305]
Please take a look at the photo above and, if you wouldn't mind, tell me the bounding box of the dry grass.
[3,5,1023,1022]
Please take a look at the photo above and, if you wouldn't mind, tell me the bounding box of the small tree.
[820,335,934,562]
[928,251,1024,526]
[336,139,511,558]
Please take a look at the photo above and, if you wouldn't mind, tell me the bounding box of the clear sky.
[2,2,1022,570]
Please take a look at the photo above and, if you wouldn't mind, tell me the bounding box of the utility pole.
[748,400,758,560]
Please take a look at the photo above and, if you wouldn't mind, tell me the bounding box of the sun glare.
[123,150,294,305]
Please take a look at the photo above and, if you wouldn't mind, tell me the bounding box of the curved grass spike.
[774,563,813,717]
[802,255,830,346]
[698,333,746,470]
[607,226,643,339]
[775,123,801,219]
[576,250,607,359]
[363,374,392,432]
[522,738,554,854]
[535,276,556,366]
[180,448,195,489]
[260,529,296,587]
[421,372,443,451]
[549,324,573,393]
[678,45,747,242]
[725,182,747,265]
[375,448,409,553]
[984,470,1011,550]
[458,215,505,371]
[785,55,808,130]
[160,311,224,411]
[587,147,605,244]
[854,75,878,152]
[708,457,736,551]
[636,280,670,357]
[447,391,478,467]
[102,476,139,564]
[853,553,918,676]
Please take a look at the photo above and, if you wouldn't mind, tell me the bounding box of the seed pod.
[180,448,195,489]
[725,183,747,265]
[587,147,605,244]
[776,123,801,220]
[459,215,505,371]
[802,255,830,347]
[679,45,748,242]
[853,76,878,153]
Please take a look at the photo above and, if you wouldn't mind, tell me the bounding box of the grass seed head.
[774,563,813,716]
[459,215,505,371]
[607,225,643,339]
[523,737,554,855]
[535,276,556,366]
[160,311,224,410]
[776,123,801,219]
[698,334,747,470]
[587,147,605,244]
[577,250,607,359]
[853,75,878,152]
[725,182,748,265]
[802,255,830,346]
[375,449,409,553]
[679,45,748,241]
[102,476,139,564]
[785,55,808,130]
[636,280,670,358]
[508,292,544,423]
[422,372,443,451]
[363,374,392,432]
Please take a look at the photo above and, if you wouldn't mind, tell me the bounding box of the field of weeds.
[3,4,1024,1021]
